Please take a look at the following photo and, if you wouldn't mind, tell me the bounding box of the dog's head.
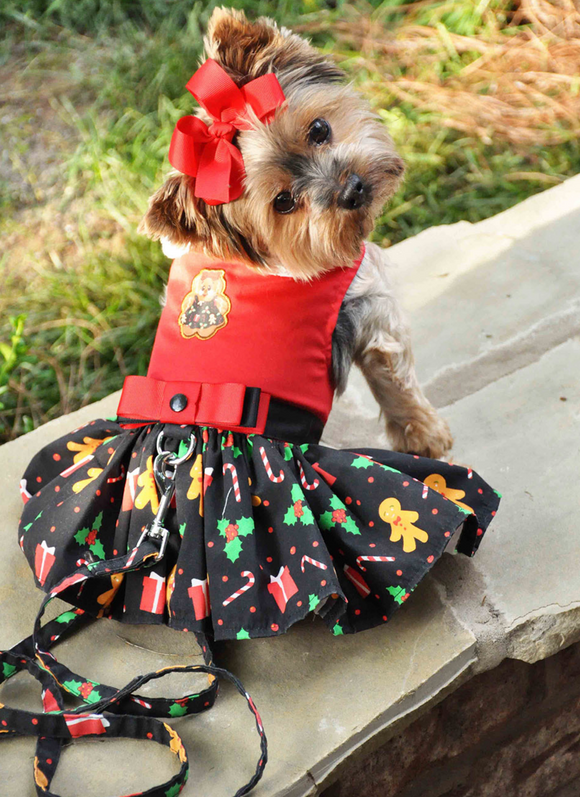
[141,7,404,279]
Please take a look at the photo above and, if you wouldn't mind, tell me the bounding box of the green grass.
[1,0,579,442]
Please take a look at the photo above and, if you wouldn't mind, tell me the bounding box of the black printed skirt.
[19,419,500,641]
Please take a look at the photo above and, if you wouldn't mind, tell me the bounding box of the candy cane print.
[298,461,319,491]
[223,463,241,502]
[467,468,473,479]
[422,483,429,499]
[259,446,284,483]
[106,464,126,484]
[356,555,396,572]
[301,555,327,574]
[222,571,255,606]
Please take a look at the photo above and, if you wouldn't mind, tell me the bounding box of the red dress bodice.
[147,249,363,423]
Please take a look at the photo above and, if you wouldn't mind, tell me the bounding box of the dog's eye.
[308,118,331,145]
[273,191,296,214]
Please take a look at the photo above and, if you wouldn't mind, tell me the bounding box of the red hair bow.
[168,59,285,205]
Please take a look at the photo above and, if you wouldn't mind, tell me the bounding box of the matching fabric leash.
[0,431,268,797]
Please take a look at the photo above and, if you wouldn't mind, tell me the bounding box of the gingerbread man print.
[179,269,231,340]
[378,497,429,553]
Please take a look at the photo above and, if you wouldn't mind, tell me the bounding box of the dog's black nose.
[337,174,366,210]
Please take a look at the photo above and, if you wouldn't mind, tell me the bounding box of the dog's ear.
[138,173,206,248]
[204,7,344,85]
[139,172,269,267]
[204,7,281,78]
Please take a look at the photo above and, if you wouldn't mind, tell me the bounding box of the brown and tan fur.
[140,7,452,459]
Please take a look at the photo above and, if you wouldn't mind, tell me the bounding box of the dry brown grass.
[316,0,580,147]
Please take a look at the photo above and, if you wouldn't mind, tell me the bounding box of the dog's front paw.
[387,411,453,460]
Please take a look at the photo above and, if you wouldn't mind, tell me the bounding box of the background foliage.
[1,0,579,442]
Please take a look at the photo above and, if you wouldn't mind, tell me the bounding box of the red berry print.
[293,500,305,519]
[225,523,239,542]
[331,508,347,524]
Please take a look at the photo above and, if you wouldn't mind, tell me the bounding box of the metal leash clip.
[137,431,196,562]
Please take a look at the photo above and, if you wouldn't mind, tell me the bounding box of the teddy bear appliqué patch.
[178,268,232,340]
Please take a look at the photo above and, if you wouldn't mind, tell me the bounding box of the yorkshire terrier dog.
[141,6,453,459]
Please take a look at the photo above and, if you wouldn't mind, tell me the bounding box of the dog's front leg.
[344,243,453,459]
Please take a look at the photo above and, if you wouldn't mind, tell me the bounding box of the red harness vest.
[118,248,363,433]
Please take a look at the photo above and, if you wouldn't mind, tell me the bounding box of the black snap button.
[169,393,188,412]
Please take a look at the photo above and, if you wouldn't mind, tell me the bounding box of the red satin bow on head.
[168,59,286,205]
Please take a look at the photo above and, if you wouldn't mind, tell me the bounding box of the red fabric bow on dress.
[168,59,286,205]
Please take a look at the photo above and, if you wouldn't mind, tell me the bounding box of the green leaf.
[318,511,334,530]
[290,484,303,502]
[93,512,103,531]
[2,662,17,679]
[74,527,89,545]
[308,594,319,612]
[84,688,102,704]
[224,536,243,563]
[343,516,361,535]
[300,504,315,526]
[231,445,242,458]
[332,623,344,636]
[328,495,344,510]
[55,611,78,624]
[91,539,106,560]
[236,628,251,640]
[236,516,254,537]
[217,518,229,537]
[351,456,373,469]
[168,702,188,717]
[283,445,293,461]
[165,782,183,797]
[63,679,83,696]
[283,506,298,526]
[387,586,406,605]
[178,522,186,538]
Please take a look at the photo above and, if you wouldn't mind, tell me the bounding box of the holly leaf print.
[74,527,89,546]
[179,522,186,538]
[63,679,83,696]
[284,507,298,526]
[165,784,182,797]
[308,594,320,612]
[283,445,293,461]
[299,444,309,454]
[318,511,334,531]
[224,536,243,563]
[332,623,344,636]
[55,611,78,625]
[351,456,373,469]
[343,515,361,535]
[290,484,303,502]
[328,495,344,510]
[84,688,102,704]
[169,702,188,717]
[236,516,255,537]
[231,445,242,458]
[236,628,251,640]
[387,585,407,605]
[2,662,17,679]
[93,512,103,532]
[23,511,43,533]
[90,539,106,561]
[217,518,229,537]
[300,504,315,526]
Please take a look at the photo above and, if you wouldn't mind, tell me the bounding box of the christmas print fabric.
[19,419,500,641]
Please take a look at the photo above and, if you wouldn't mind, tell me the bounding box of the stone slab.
[387,174,580,404]
[437,337,580,665]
